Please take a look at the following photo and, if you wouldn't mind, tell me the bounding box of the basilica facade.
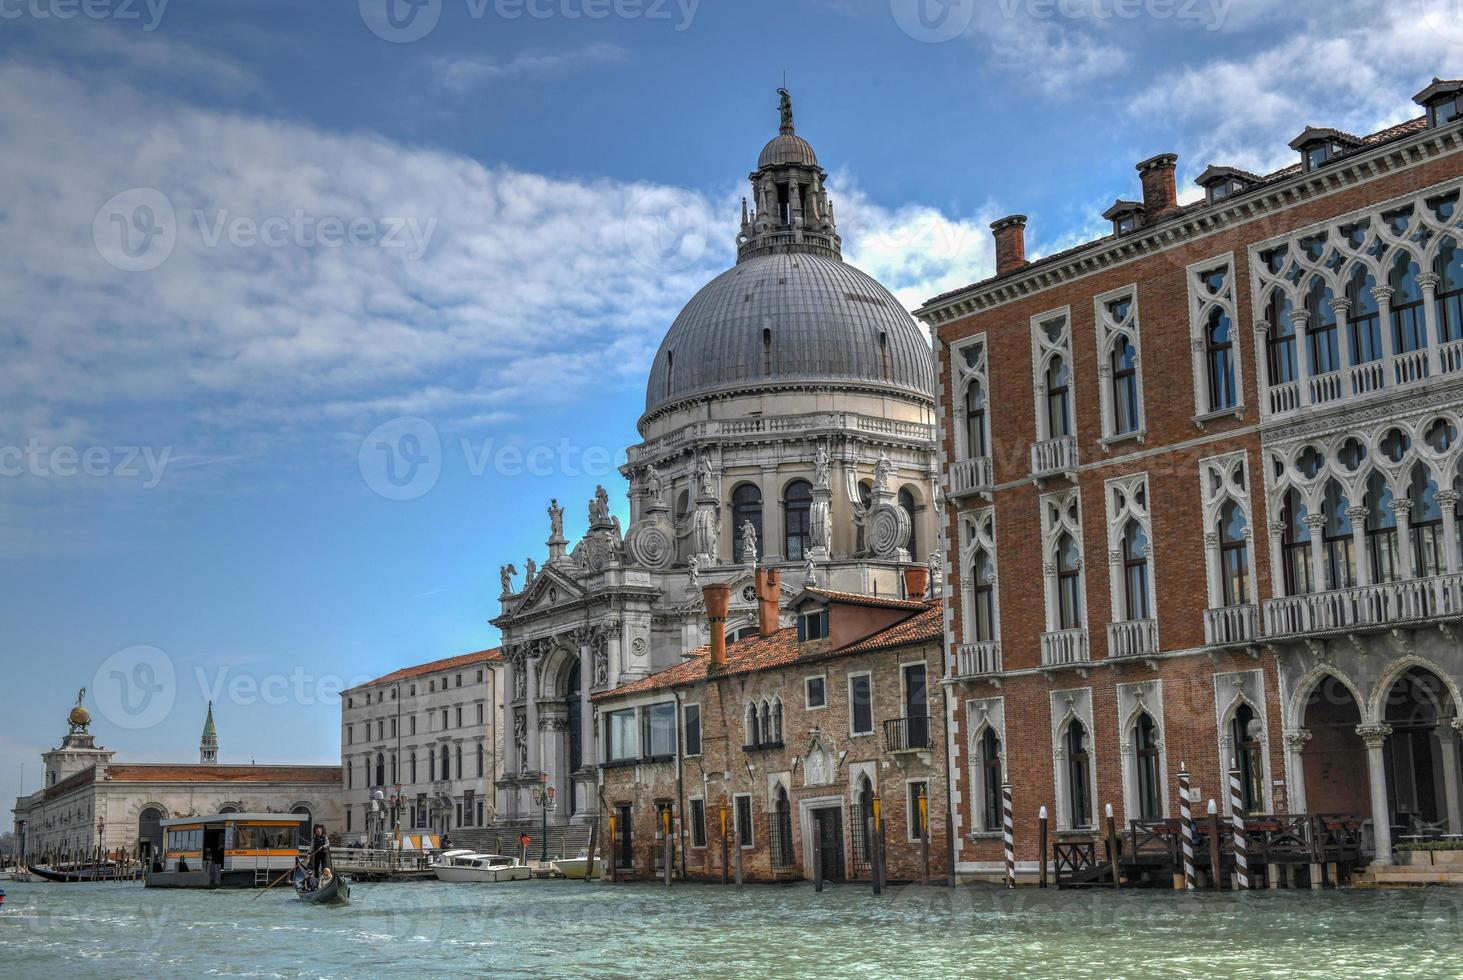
[492,92,941,825]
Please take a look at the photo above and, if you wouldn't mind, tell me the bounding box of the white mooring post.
[1177,764,1197,891]
[1001,782,1015,889]
[1228,762,1250,890]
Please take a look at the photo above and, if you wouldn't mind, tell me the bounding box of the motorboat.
[550,853,605,880]
[432,853,532,883]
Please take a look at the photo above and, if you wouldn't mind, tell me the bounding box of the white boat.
[550,854,605,880]
[432,853,533,883]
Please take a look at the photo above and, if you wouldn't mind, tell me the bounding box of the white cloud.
[432,42,631,94]
[1131,0,1460,175]
[0,42,991,510]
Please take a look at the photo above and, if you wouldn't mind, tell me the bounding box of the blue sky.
[1,0,1458,805]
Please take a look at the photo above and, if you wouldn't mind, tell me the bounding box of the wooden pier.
[1052,813,1366,889]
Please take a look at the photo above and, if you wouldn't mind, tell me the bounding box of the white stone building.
[491,91,942,828]
[12,694,340,863]
[338,648,505,844]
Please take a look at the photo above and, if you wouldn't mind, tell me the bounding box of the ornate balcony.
[1106,619,1158,659]
[1264,345,1463,422]
[952,641,1002,680]
[883,716,932,753]
[1262,573,1463,639]
[1040,628,1089,669]
[1030,436,1078,482]
[1204,604,1260,647]
[949,456,993,499]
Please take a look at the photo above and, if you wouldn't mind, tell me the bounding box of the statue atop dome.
[777,87,795,135]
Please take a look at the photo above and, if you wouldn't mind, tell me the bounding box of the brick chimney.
[755,567,782,637]
[1136,153,1179,221]
[703,583,731,672]
[902,564,930,601]
[990,215,1027,276]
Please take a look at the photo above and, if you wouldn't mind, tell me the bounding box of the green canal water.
[3,878,1462,978]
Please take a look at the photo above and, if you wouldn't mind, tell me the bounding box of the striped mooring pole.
[1001,781,1015,889]
[1177,764,1197,890]
[1228,761,1250,890]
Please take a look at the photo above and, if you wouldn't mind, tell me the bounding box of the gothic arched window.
[1229,703,1264,814]
[1303,279,1341,376]
[1045,357,1072,438]
[1322,481,1355,590]
[1205,308,1237,411]
[1435,237,1463,343]
[970,549,996,642]
[1134,713,1162,820]
[1281,488,1313,596]
[1347,271,1383,365]
[1064,720,1092,829]
[731,483,763,563]
[1365,472,1400,583]
[375,752,385,787]
[1409,464,1444,578]
[1056,533,1083,629]
[965,380,988,458]
[783,480,813,561]
[1110,335,1140,434]
[1218,501,1250,606]
[1266,289,1298,386]
[1120,519,1151,620]
[1390,253,1427,354]
[979,727,1003,832]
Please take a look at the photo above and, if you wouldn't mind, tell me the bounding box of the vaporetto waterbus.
[145,813,308,889]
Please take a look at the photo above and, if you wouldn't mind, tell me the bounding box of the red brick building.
[593,569,948,883]
[918,77,1463,880]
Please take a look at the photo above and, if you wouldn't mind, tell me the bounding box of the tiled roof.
[800,587,932,611]
[346,648,502,693]
[921,115,1432,309]
[595,600,944,702]
[106,764,342,783]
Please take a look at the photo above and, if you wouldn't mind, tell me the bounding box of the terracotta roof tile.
[347,648,502,693]
[106,764,342,783]
[800,587,932,611]
[595,600,944,702]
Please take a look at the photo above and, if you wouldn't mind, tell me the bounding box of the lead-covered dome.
[644,251,934,416]
[758,132,818,168]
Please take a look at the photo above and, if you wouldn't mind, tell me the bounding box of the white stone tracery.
[1040,489,1086,634]
[1104,473,1155,626]
[1249,179,1463,416]
[1198,451,1259,613]
[1093,284,1146,441]
[1186,252,1244,420]
[965,697,1006,835]
[1030,307,1076,443]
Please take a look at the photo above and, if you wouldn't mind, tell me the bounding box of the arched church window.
[732,484,763,563]
[899,487,918,562]
[783,480,813,561]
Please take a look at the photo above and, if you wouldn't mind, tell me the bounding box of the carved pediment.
[511,565,585,615]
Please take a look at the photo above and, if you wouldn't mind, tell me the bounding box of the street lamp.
[531,771,557,863]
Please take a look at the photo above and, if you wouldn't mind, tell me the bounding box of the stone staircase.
[1354,853,1463,887]
[451,822,594,863]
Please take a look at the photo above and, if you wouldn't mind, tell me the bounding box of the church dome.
[758,132,818,169]
[644,251,934,416]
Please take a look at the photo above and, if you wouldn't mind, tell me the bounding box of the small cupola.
[1102,199,1144,237]
[1194,165,1257,205]
[1289,127,1362,173]
[1414,77,1463,130]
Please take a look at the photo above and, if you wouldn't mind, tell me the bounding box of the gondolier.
[308,825,331,877]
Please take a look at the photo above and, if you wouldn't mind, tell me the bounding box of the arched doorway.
[138,806,164,865]
[562,657,582,817]
[1381,667,1460,833]
[1300,675,1368,816]
[292,805,313,846]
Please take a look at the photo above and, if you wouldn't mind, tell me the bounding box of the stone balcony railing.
[949,456,993,499]
[1040,627,1089,668]
[1204,603,1261,646]
[626,411,935,463]
[1262,573,1463,639]
[1264,339,1463,419]
[1106,618,1159,659]
[1030,436,1078,481]
[952,641,1002,679]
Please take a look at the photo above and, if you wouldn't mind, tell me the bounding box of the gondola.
[291,865,350,906]
[28,863,120,883]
